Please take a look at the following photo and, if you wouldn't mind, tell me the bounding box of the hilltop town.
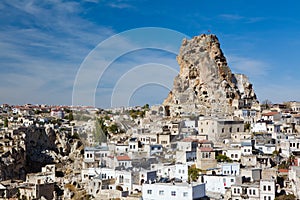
[1,34,300,200]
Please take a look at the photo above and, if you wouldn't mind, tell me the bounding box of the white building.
[221,163,240,176]
[241,141,253,156]
[261,112,281,122]
[254,143,276,155]
[83,146,110,168]
[231,182,260,200]
[259,179,276,200]
[151,163,188,182]
[144,144,163,156]
[128,137,139,152]
[82,168,133,193]
[142,182,206,200]
[139,170,157,185]
[203,175,238,194]
[225,148,242,161]
[50,108,64,119]
[183,120,198,129]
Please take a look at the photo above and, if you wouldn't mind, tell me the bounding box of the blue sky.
[1,0,300,107]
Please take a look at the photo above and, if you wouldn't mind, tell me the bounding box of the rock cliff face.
[0,125,83,180]
[163,34,259,117]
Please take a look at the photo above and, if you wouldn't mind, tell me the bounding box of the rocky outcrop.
[0,125,83,180]
[163,34,259,117]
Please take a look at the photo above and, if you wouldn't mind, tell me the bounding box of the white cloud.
[255,83,300,103]
[227,55,270,77]
[0,0,114,105]
[108,3,133,9]
[219,14,244,21]
[219,14,266,24]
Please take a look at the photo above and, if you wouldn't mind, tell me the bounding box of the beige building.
[158,133,174,148]
[196,147,217,170]
[241,155,257,167]
[289,166,300,199]
[198,117,244,143]
[18,164,56,200]
[290,101,300,112]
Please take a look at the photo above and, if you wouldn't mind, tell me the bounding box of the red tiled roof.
[199,147,213,152]
[262,112,279,116]
[116,155,131,161]
[182,137,197,142]
[198,140,211,144]
[278,169,289,173]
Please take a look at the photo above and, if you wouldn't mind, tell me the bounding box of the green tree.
[272,150,280,156]
[129,110,138,119]
[244,123,251,131]
[4,118,8,127]
[108,123,119,134]
[262,99,272,110]
[275,194,296,200]
[188,165,201,182]
[68,112,74,121]
[34,110,41,115]
[142,104,150,110]
[216,154,232,162]
[94,118,108,144]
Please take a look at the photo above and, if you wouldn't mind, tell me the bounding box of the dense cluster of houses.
[1,102,300,199]
[79,102,300,199]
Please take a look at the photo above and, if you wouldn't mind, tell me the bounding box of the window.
[159,190,164,195]
[147,190,152,194]
[268,197,271,200]
[268,186,271,191]
[237,188,240,194]
[253,190,256,195]
[231,179,234,182]
[263,186,266,191]
[183,192,188,197]
[171,191,176,196]
[234,188,236,193]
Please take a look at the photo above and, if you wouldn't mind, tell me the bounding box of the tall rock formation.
[163,34,259,117]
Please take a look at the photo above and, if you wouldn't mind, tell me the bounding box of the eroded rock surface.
[163,34,259,117]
